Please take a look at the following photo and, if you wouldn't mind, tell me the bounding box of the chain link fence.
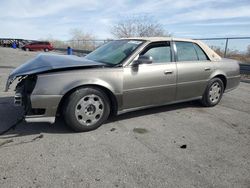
[196,37,250,64]
[52,37,250,63]
[1,37,250,64]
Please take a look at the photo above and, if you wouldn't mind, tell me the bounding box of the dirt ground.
[0,47,249,188]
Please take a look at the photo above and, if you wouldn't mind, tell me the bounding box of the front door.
[123,41,177,110]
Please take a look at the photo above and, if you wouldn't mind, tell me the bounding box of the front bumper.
[10,75,62,124]
[25,116,56,124]
[22,94,62,124]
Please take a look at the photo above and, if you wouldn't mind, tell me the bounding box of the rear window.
[175,41,209,61]
[175,42,198,61]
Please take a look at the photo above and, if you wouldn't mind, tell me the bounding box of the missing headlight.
[15,75,37,112]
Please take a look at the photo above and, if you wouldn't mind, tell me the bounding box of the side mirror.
[133,55,153,66]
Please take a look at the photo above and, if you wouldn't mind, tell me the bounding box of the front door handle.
[164,70,173,75]
[204,67,211,71]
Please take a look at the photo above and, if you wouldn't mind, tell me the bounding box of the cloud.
[191,21,250,26]
[165,5,250,24]
[0,0,249,39]
[0,0,103,18]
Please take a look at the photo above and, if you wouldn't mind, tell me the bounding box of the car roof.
[121,37,196,43]
[29,41,50,44]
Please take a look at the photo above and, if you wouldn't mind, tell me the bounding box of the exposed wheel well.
[56,85,118,117]
[213,74,227,90]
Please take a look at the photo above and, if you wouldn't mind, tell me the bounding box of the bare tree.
[70,28,95,41]
[111,16,170,38]
[69,28,96,50]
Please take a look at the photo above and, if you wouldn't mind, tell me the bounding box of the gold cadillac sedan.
[6,37,240,131]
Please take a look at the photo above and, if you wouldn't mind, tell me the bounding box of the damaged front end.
[7,75,37,114]
[5,53,107,124]
[6,74,55,123]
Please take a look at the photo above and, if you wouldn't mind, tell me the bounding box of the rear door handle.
[164,70,173,75]
[204,67,211,71]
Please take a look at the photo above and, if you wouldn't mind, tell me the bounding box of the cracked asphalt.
[0,47,250,188]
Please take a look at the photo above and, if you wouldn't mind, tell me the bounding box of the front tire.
[201,78,224,107]
[63,87,110,132]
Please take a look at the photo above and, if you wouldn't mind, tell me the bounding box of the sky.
[0,0,250,41]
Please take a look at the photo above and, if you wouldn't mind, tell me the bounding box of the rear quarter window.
[193,43,209,60]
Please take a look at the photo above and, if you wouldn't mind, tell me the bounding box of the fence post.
[224,38,229,58]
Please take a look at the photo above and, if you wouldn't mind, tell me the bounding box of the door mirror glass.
[134,55,153,65]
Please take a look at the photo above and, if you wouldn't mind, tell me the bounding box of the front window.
[140,42,171,63]
[85,40,144,65]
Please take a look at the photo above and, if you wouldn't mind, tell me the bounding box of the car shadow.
[0,96,201,138]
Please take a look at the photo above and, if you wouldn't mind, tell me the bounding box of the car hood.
[5,53,106,91]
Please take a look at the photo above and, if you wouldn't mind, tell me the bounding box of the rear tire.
[201,78,224,107]
[25,48,30,51]
[44,48,49,52]
[63,87,110,132]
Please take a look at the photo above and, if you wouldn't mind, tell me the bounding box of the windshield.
[85,40,144,65]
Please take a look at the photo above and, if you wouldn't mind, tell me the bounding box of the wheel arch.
[209,70,227,90]
[213,74,227,90]
[57,84,119,117]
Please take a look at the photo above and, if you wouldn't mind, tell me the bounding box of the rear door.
[174,41,214,100]
[123,41,177,109]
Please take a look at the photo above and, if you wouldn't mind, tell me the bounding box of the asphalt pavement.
[0,47,249,188]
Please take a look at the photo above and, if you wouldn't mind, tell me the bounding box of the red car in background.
[22,41,54,52]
